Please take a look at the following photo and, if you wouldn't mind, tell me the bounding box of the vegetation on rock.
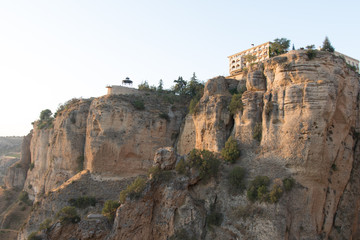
[247,176,270,202]
[175,158,187,175]
[119,177,147,203]
[131,99,145,110]
[68,196,96,209]
[283,177,295,191]
[221,136,240,163]
[38,218,52,231]
[253,122,262,142]
[229,93,244,115]
[37,109,54,129]
[102,200,120,221]
[206,203,223,229]
[228,167,246,193]
[321,36,335,52]
[56,206,80,224]
[187,149,220,181]
[270,38,290,57]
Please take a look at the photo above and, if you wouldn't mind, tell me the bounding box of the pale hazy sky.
[0,0,359,136]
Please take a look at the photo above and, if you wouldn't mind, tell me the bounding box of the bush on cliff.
[102,200,120,221]
[175,158,187,175]
[229,93,244,115]
[228,167,246,193]
[119,177,147,204]
[56,206,80,224]
[253,122,262,142]
[268,184,283,203]
[283,177,295,191]
[37,109,54,129]
[206,203,223,229]
[247,176,270,202]
[68,196,96,209]
[188,149,220,181]
[131,98,145,110]
[221,136,240,163]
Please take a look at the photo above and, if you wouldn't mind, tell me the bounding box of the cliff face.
[24,99,91,200]
[85,94,185,177]
[175,50,360,239]
[15,50,360,240]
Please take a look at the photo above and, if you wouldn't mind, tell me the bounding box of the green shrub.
[18,191,30,204]
[253,122,262,142]
[76,155,84,173]
[189,98,200,114]
[27,232,41,240]
[119,177,147,203]
[37,109,54,129]
[132,99,145,110]
[28,184,32,189]
[68,196,96,209]
[228,167,246,193]
[56,206,80,224]
[269,185,283,203]
[283,177,295,191]
[306,49,317,60]
[188,149,220,181]
[148,166,173,182]
[159,113,170,121]
[206,203,223,229]
[229,93,243,115]
[221,136,240,163]
[102,200,120,221]
[175,158,187,175]
[247,176,270,202]
[29,163,35,170]
[229,88,238,95]
[346,63,357,72]
[39,218,52,231]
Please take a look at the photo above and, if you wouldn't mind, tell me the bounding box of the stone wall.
[107,85,143,96]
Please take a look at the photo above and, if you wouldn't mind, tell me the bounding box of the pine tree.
[292,44,295,50]
[157,79,163,92]
[321,36,335,52]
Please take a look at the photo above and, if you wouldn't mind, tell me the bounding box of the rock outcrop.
[4,132,32,189]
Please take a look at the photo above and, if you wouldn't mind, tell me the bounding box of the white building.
[334,51,359,73]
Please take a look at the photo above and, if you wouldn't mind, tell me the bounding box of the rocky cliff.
[13,50,360,240]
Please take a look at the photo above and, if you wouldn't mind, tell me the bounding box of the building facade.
[228,42,270,76]
[334,51,360,73]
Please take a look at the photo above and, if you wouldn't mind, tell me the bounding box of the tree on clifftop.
[270,38,290,57]
[172,76,187,95]
[321,36,335,52]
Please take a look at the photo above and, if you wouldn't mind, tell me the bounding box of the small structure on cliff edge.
[107,77,142,95]
[122,77,133,86]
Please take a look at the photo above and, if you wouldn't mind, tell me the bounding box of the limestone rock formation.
[14,50,360,240]
[85,94,186,177]
[153,147,176,170]
[4,132,32,189]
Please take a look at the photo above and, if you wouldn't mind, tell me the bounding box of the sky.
[0,0,359,136]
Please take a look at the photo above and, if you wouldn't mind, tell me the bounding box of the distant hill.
[0,137,22,157]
